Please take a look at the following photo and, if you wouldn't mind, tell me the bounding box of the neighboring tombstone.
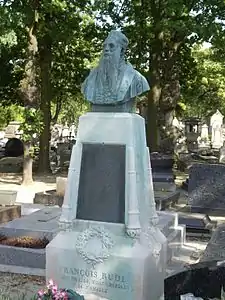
[56,142,71,167]
[199,123,210,148]
[69,123,76,139]
[200,224,225,262]
[0,131,5,140]
[46,30,166,300]
[184,118,201,151]
[0,156,23,173]
[62,123,69,142]
[4,121,21,139]
[210,109,224,148]
[219,141,225,163]
[188,163,225,214]
[150,152,176,192]
[5,138,24,157]
[173,118,188,154]
[56,177,67,197]
[201,124,209,140]
[51,125,60,144]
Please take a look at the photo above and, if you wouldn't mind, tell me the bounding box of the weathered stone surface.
[0,207,61,240]
[200,224,225,262]
[0,190,17,205]
[188,163,225,214]
[0,157,23,173]
[155,191,180,211]
[34,190,63,207]
[0,205,21,224]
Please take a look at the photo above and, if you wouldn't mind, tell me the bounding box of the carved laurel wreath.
[76,226,114,268]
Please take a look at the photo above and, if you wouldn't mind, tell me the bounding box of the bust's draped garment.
[81,63,149,105]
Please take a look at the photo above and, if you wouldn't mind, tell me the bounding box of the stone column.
[126,146,141,237]
[59,141,82,230]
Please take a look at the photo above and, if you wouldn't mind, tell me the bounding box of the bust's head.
[102,30,128,61]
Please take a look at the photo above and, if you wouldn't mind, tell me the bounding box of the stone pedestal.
[47,220,166,300]
[46,113,167,300]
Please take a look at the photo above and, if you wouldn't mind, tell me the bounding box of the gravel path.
[0,272,45,299]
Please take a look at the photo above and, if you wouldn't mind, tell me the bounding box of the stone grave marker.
[0,190,17,205]
[188,163,225,214]
[56,177,67,197]
[200,224,225,262]
[46,30,167,300]
[219,141,225,163]
[210,110,224,149]
[4,121,21,139]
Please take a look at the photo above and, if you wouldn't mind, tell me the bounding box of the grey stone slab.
[157,211,177,237]
[34,190,63,207]
[152,173,175,183]
[77,143,125,224]
[0,245,45,269]
[178,217,206,229]
[20,203,47,216]
[0,207,61,240]
[0,207,61,273]
[155,191,180,210]
[188,163,225,214]
[201,224,225,262]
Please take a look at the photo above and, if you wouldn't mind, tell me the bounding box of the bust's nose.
[104,43,110,53]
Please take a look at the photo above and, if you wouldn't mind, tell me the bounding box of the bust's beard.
[96,51,123,92]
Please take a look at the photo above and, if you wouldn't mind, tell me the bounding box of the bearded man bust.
[81,30,150,113]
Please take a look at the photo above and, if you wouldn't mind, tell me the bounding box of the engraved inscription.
[60,267,130,295]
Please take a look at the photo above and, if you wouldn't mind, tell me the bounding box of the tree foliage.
[0,0,98,175]
[95,0,225,151]
[182,46,225,118]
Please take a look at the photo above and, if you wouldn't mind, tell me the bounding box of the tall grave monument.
[46,30,167,300]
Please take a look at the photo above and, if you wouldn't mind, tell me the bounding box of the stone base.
[46,220,167,300]
[34,190,63,207]
[190,206,225,216]
[0,205,21,223]
[0,190,17,205]
[153,182,177,192]
[158,212,186,262]
[200,224,225,262]
[0,208,183,277]
[155,191,180,211]
[0,207,61,240]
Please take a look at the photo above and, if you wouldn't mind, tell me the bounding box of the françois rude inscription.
[60,267,130,295]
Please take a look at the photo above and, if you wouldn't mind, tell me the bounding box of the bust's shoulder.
[130,68,150,94]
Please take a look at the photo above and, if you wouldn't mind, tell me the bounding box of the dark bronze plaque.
[76,143,125,224]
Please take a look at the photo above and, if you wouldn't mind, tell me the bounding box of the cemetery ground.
[0,171,223,298]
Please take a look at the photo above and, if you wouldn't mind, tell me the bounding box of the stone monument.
[46,30,167,300]
[210,110,224,149]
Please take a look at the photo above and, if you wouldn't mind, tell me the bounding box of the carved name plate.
[77,143,125,224]
[60,266,131,298]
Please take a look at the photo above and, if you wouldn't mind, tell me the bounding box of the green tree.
[96,0,225,152]
[35,0,97,173]
[1,0,98,179]
[182,46,225,118]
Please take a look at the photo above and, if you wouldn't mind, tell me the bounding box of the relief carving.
[76,226,114,268]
